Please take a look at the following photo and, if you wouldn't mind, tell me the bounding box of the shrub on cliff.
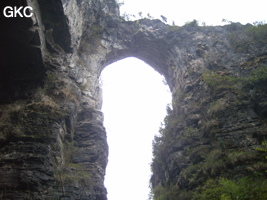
[194,175,267,200]
[203,65,267,93]
[246,21,267,42]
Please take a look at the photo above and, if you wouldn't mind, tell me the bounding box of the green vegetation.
[79,83,89,91]
[184,127,198,137]
[0,103,25,141]
[150,21,267,200]
[151,174,267,200]
[55,162,92,196]
[160,15,167,23]
[226,21,267,50]
[167,25,180,32]
[0,72,72,142]
[168,19,209,32]
[256,141,267,172]
[203,65,267,94]
[225,22,242,31]
[0,70,82,141]
[195,176,267,200]
[0,103,24,126]
[54,141,92,193]
[147,13,154,19]
[246,21,267,42]
[151,105,180,180]
[184,19,199,28]
[151,99,267,199]
[44,71,58,91]
[173,89,186,103]
[257,141,267,154]
[227,150,255,165]
[55,165,91,184]
[43,71,79,104]
[152,185,192,200]
[79,24,104,54]
[245,65,267,84]
[138,11,143,18]
[209,99,226,114]
[121,11,155,21]
[202,70,240,91]
[121,12,131,21]
[181,148,226,181]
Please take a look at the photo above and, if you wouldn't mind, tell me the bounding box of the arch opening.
[100,57,172,200]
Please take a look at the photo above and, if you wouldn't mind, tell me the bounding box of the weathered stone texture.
[0,0,266,199]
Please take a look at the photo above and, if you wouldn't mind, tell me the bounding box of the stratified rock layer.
[0,0,266,199]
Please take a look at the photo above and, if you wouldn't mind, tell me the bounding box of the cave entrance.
[100,57,171,200]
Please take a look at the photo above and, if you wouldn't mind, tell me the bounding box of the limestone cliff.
[0,0,266,199]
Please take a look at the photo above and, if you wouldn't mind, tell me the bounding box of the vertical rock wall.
[0,0,110,199]
[0,0,266,199]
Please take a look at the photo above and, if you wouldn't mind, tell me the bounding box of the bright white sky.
[101,58,171,200]
[101,1,267,200]
[119,0,267,26]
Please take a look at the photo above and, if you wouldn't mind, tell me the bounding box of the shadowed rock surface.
[0,0,266,199]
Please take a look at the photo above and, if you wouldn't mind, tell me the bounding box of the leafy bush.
[209,99,226,114]
[151,175,267,200]
[195,176,267,200]
[256,141,267,172]
[152,185,193,200]
[203,71,239,90]
[203,65,267,92]
[245,65,267,84]
[184,19,199,27]
[246,21,267,42]
[257,141,267,154]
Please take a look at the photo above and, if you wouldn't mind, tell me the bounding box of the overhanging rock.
[0,0,266,199]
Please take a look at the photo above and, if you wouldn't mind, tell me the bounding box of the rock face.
[0,0,267,199]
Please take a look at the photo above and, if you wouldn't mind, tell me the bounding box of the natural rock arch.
[0,0,267,199]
